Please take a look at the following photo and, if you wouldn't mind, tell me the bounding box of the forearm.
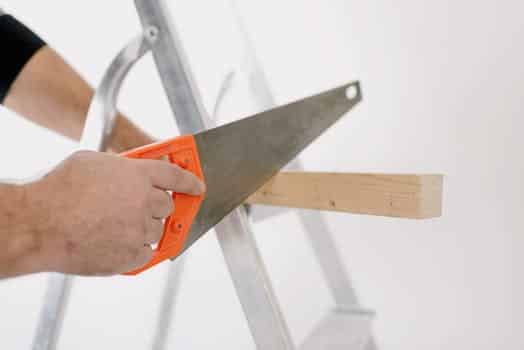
[4,46,152,152]
[0,13,153,152]
[0,183,43,278]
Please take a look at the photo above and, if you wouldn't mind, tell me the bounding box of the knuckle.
[177,172,191,188]
[148,221,160,236]
[170,162,183,173]
[72,150,93,159]
[174,165,191,181]
[153,219,163,233]
[154,228,164,242]
[151,191,173,218]
[68,150,93,165]
[146,220,163,243]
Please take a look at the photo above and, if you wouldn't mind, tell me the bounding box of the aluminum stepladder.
[33,0,375,349]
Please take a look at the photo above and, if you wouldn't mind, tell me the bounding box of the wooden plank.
[245,172,443,219]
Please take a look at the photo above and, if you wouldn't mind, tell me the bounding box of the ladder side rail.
[134,1,294,348]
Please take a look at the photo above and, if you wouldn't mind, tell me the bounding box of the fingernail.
[199,180,206,193]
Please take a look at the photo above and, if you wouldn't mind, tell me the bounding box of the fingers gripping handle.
[81,28,203,274]
[121,136,205,275]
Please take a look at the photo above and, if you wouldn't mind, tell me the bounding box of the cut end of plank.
[245,172,444,220]
[416,174,444,219]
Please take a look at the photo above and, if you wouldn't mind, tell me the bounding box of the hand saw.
[121,81,361,274]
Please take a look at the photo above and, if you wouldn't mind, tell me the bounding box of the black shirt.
[0,10,46,103]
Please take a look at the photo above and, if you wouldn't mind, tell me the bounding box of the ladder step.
[300,308,374,350]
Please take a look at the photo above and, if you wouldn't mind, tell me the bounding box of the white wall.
[1,0,523,349]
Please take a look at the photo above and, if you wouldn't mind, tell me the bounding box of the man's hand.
[26,151,205,276]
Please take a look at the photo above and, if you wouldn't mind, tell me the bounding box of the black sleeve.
[0,14,46,104]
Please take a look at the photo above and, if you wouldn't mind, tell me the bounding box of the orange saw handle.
[120,135,205,275]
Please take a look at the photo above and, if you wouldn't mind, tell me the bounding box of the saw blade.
[184,81,361,251]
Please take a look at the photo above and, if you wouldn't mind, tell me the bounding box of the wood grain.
[246,172,443,219]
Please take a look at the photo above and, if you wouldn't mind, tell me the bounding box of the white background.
[1,0,523,349]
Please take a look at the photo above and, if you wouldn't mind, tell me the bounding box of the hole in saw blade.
[345,85,358,100]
